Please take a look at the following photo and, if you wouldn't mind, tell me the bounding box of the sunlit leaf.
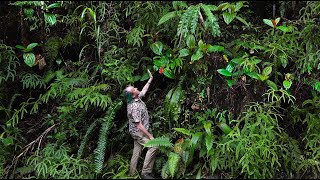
[277,25,290,33]
[46,2,61,10]
[222,11,236,24]
[217,69,232,77]
[26,43,38,50]
[226,63,234,73]
[283,80,292,90]
[44,13,57,26]
[263,19,274,28]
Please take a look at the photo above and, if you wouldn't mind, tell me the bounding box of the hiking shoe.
[141,173,155,179]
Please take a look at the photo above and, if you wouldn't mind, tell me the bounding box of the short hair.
[124,86,134,103]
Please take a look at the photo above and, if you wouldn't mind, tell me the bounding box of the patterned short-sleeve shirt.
[127,98,150,134]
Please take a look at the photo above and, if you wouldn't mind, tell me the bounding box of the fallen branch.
[4,123,60,179]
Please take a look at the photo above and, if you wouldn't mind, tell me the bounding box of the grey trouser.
[129,131,158,175]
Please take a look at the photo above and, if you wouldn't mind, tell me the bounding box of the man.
[124,69,157,179]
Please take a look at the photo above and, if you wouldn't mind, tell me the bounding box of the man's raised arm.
[139,69,153,97]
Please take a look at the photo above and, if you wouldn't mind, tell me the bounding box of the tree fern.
[94,100,123,174]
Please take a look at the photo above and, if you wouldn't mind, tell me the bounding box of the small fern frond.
[168,152,180,177]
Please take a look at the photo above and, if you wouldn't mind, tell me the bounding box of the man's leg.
[129,139,143,176]
[141,146,158,175]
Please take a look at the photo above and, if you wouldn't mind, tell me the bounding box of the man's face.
[128,86,140,97]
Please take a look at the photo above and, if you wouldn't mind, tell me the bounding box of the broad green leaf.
[2,137,14,146]
[198,40,206,50]
[26,43,38,50]
[283,80,292,90]
[235,16,249,27]
[44,13,57,26]
[158,11,176,25]
[205,134,214,153]
[207,45,224,53]
[217,69,232,77]
[231,57,244,64]
[179,48,190,57]
[217,122,232,135]
[277,25,290,33]
[252,58,262,64]
[216,3,229,11]
[266,80,278,90]
[222,11,236,24]
[15,45,25,50]
[186,34,196,49]
[191,49,203,61]
[23,53,35,67]
[163,68,174,79]
[263,19,274,28]
[262,66,272,77]
[153,56,168,67]
[46,2,61,10]
[203,121,212,135]
[150,41,163,55]
[227,79,236,87]
[235,2,244,12]
[246,72,261,80]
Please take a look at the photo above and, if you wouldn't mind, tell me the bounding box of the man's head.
[124,85,140,103]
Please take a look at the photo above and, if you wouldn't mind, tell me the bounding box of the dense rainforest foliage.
[0,1,320,179]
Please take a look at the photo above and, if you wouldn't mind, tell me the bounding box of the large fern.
[93,100,123,174]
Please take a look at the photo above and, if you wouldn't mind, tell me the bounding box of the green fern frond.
[20,72,46,89]
[9,1,42,7]
[174,128,191,136]
[144,137,173,148]
[168,152,180,177]
[77,118,100,158]
[94,100,123,174]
